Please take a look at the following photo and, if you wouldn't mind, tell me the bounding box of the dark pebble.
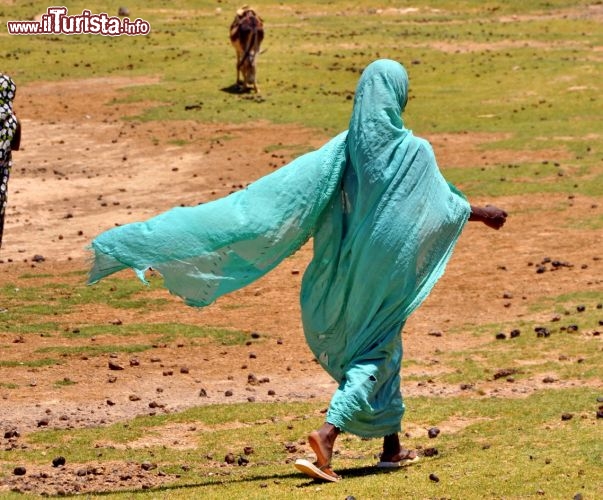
[535,326,550,338]
[37,418,50,427]
[428,427,440,439]
[423,447,439,457]
[237,455,249,466]
[225,390,233,397]
[510,329,521,338]
[108,361,124,371]
[4,429,20,439]
[596,410,603,419]
[224,453,236,464]
[52,456,66,467]
[243,446,254,455]
[576,305,586,313]
[561,413,573,421]
[429,473,440,482]
[199,388,208,397]
[495,332,506,340]
[13,466,26,476]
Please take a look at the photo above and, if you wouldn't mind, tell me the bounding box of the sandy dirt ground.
[0,76,601,494]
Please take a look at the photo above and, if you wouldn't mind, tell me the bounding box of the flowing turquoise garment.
[89,59,470,438]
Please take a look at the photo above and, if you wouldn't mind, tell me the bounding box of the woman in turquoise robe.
[89,59,507,480]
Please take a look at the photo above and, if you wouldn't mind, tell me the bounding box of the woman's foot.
[305,423,340,480]
[379,433,419,464]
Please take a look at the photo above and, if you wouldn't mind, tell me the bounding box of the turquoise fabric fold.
[300,60,470,437]
[89,59,471,438]
[89,132,348,306]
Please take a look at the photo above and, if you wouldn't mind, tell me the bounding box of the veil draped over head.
[89,60,470,436]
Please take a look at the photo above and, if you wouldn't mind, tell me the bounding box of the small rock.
[108,361,124,371]
[561,413,573,421]
[141,461,156,471]
[4,429,20,439]
[237,455,249,466]
[243,446,254,455]
[180,366,190,374]
[542,376,557,384]
[495,332,506,340]
[52,456,66,467]
[129,358,140,367]
[510,329,521,338]
[429,473,440,482]
[106,399,116,406]
[427,427,440,439]
[535,326,550,338]
[225,390,233,397]
[199,388,208,397]
[423,447,438,457]
[37,417,50,427]
[576,305,586,313]
[13,466,26,476]
[224,453,236,464]
[128,394,141,402]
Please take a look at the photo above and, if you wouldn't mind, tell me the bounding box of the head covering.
[1,74,18,250]
[89,59,470,437]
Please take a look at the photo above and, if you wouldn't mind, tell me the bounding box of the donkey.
[229,6,264,93]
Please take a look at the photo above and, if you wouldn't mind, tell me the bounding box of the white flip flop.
[294,458,341,482]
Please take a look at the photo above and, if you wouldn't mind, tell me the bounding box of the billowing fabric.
[89,59,470,438]
[0,74,18,250]
[89,132,348,305]
[300,60,470,437]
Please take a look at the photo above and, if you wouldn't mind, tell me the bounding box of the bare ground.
[0,76,601,495]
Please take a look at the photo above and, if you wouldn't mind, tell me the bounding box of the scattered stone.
[248,373,259,385]
[225,390,233,397]
[493,368,518,380]
[427,427,440,439]
[535,326,550,338]
[13,466,26,476]
[495,332,506,340]
[429,473,440,482]
[129,358,140,367]
[108,361,124,371]
[128,394,141,402]
[31,254,45,262]
[542,376,557,384]
[268,389,276,396]
[4,429,19,439]
[141,461,156,471]
[561,413,573,421]
[162,370,174,376]
[460,383,473,391]
[224,453,236,464]
[566,324,579,332]
[428,331,443,337]
[596,409,603,419]
[576,305,586,313]
[180,366,190,374]
[237,455,249,466]
[106,399,116,406]
[52,456,66,467]
[249,352,257,359]
[110,319,123,325]
[251,332,261,339]
[423,447,438,457]
[37,417,50,427]
[243,446,254,455]
[510,329,521,338]
[199,388,208,397]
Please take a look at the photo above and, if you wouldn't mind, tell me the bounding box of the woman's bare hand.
[469,205,508,230]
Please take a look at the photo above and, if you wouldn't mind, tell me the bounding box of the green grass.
[1,391,601,498]
[1,1,602,497]
[2,1,601,200]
